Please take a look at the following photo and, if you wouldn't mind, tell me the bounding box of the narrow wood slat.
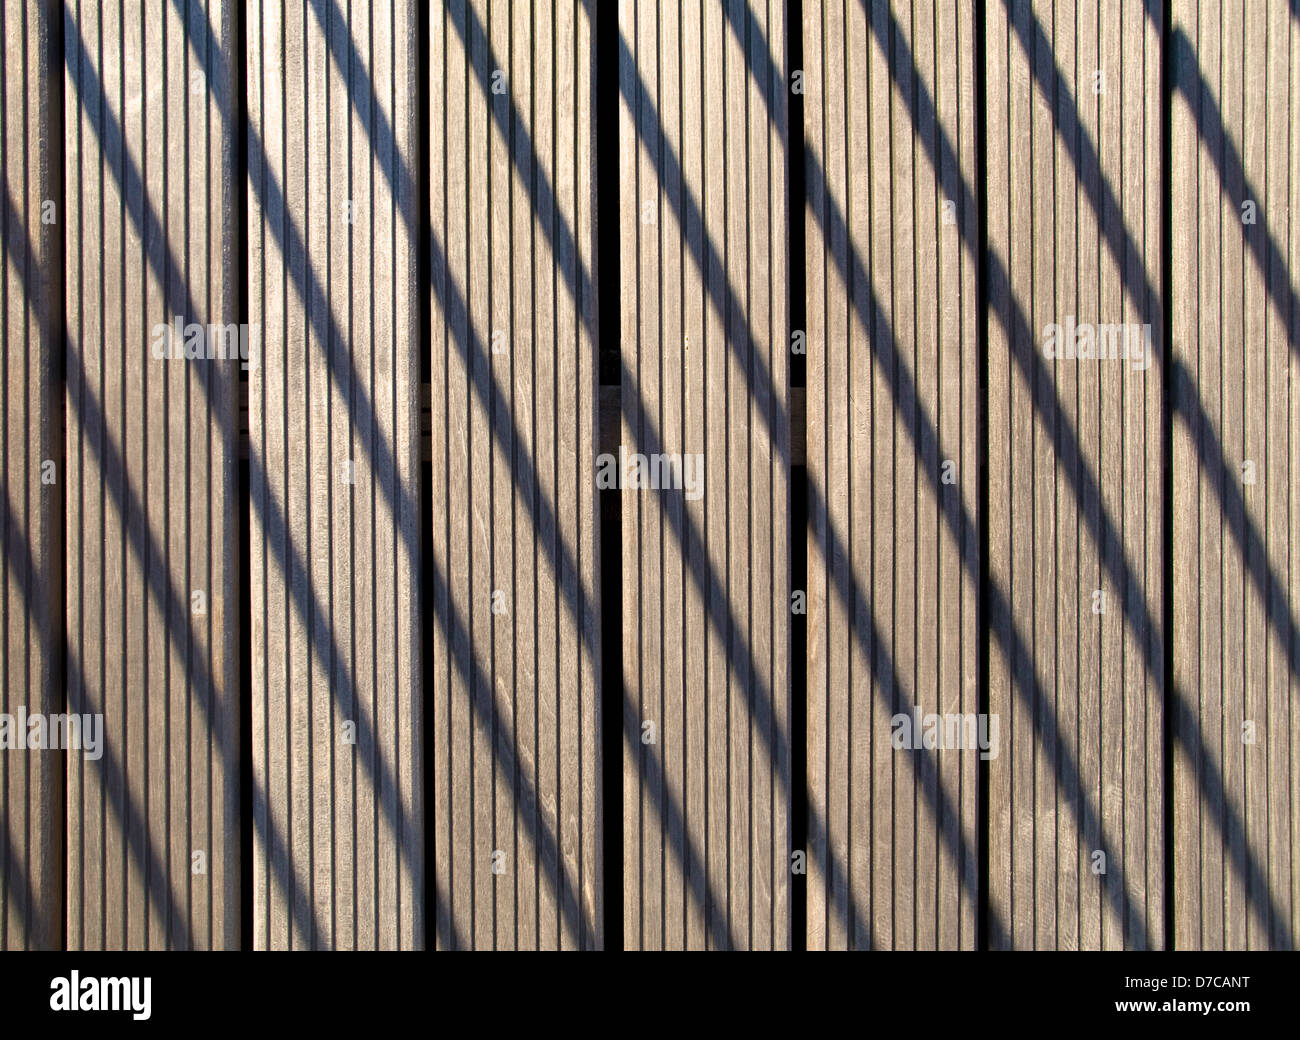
[988,0,1164,949]
[1285,0,1300,954]
[620,0,789,950]
[63,0,239,950]
[804,0,979,949]
[430,0,601,950]
[0,0,62,952]
[248,0,422,950]
[1172,0,1298,950]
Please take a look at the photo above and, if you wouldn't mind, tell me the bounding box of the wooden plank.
[1139,0,1165,952]
[1051,0,1081,953]
[508,0,537,952]
[802,0,829,950]
[804,0,981,949]
[63,0,239,949]
[703,0,728,952]
[1074,0,1103,953]
[1216,0,1247,954]
[1287,0,1300,954]
[620,0,789,949]
[1032,0,1059,952]
[1239,0,1268,953]
[988,0,1164,948]
[430,0,601,950]
[983,0,1012,951]
[1096,0,1125,953]
[680,0,709,953]
[1171,0,1298,950]
[1262,0,1291,955]
[248,0,422,949]
[1170,0,1201,954]
[0,0,62,952]
[660,0,685,951]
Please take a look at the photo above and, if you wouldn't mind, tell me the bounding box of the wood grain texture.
[1171,0,1298,951]
[803,0,980,951]
[429,0,601,950]
[0,0,63,952]
[248,0,422,950]
[63,0,239,950]
[619,0,790,951]
[4,0,1296,958]
[987,0,1164,950]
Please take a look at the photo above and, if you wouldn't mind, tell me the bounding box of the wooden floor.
[0,0,1297,950]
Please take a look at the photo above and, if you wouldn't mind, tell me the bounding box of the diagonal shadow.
[0,494,58,949]
[3,189,258,950]
[0,59,60,947]
[444,0,988,947]
[305,0,734,947]
[312,0,788,947]
[614,0,1003,945]
[851,0,1293,947]
[285,0,601,947]
[247,0,1129,950]
[1166,15,1300,362]
[495,0,919,947]
[1012,0,1300,717]
[444,0,846,946]
[1000,0,1296,946]
[61,11,436,948]
[1170,355,1297,949]
[715,0,1166,946]
[859,0,1287,947]
[2,172,219,947]
[7,474,203,949]
[157,0,595,948]
[184,0,1288,950]
[0,787,45,950]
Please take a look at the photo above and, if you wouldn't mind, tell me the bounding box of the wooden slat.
[248,0,422,950]
[988,0,1164,949]
[804,0,979,949]
[429,0,601,950]
[1289,0,1300,954]
[1171,0,1298,950]
[0,0,62,951]
[620,0,789,950]
[63,0,239,950]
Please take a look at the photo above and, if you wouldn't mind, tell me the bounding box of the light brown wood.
[1172,0,1298,950]
[620,0,789,950]
[988,0,1164,949]
[0,0,62,952]
[248,0,422,950]
[805,0,980,950]
[429,0,601,950]
[4,0,1300,959]
[63,0,239,950]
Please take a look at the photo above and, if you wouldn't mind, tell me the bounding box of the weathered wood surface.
[0,0,62,951]
[1171,0,1298,951]
[804,0,980,950]
[63,0,240,949]
[247,0,422,949]
[428,0,601,950]
[987,0,1165,950]
[3,0,1300,955]
[619,0,790,950]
